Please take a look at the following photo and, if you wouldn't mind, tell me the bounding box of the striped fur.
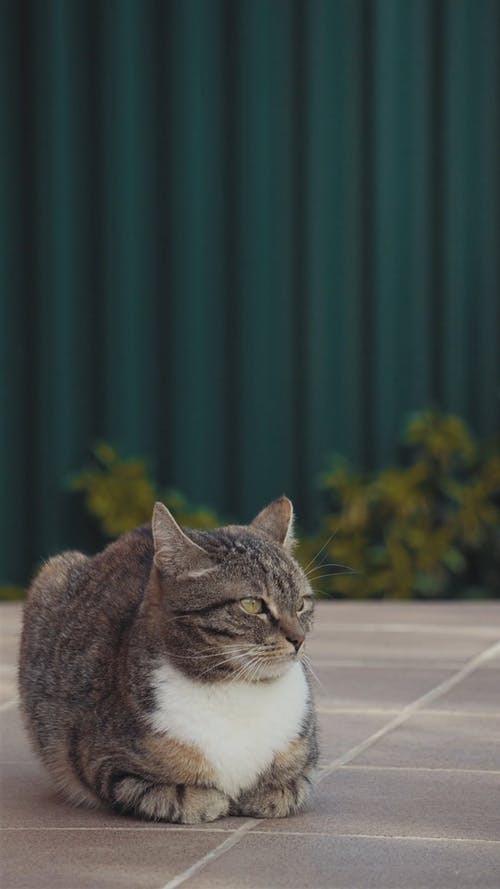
[19,498,318,823]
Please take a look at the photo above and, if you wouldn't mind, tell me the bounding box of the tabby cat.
[19,496,318,823]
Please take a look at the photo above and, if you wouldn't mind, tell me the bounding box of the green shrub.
[71,444,220,538]
[71,412,499,600]
[310,411,500,599]
[0,585,26,602]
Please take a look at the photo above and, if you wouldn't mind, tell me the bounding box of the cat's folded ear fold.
[251,496,296,553]
[152,502,213,578]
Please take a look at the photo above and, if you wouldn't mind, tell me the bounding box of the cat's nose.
[286,632,305,653]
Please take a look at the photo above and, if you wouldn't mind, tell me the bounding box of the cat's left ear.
[152,502,213,578]
[251,496,296,553]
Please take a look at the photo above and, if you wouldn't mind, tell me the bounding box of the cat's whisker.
[247,660,264,684]
[232,662,256,684]
[247,654,266,679]
[226,660,252,685]
[248,657,268,684]
[302,655,325,691]
[194,652,252,679]
[194,645,266,679]
[302,528,339,573]
[307,570,359,583]
[305,561,355,576]
[166,644,255,661]
[228,654,264,686]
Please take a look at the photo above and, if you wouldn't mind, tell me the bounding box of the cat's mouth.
[219,643,304,683]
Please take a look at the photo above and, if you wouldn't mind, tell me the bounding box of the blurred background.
[1,0,499,597]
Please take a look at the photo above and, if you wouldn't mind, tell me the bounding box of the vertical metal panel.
[373,0,415,466]
[303,0,365,513]
[0,1,30,583]
[167,0,227,508]
[100,0,156,454]
[442,0,471,416]
[2,0,500,585]
[407,0,434,410]
[236,0,296,519]
[31,0,95,556]
[474,0,500,434]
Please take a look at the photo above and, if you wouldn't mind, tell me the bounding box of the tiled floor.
[1,600,499,888]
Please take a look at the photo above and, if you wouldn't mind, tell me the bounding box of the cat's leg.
[108,773,230,823]
[232,725,318,819]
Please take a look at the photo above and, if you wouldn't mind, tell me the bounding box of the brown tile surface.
[355,712,500,770]
[0,669,18,705]
[316,711,390,769]
[0,603,22,704]
[0,828,224,889]
[426,668,500,712]
[313,600,500,628]
[2,600,500,889]
[0,707,33,763]
[0,755,244,834]
[313,664,455,709]
[258,768,500,841]
[311,630,494,664]
[185,833,500,889]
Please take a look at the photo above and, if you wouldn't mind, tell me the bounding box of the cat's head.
[146,497,314,683]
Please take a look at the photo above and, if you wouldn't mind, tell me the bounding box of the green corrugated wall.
[1,0,499,585]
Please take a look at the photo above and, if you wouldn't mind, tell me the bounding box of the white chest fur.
[148,660,309,797]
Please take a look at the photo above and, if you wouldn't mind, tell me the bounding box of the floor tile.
[1,827,225,889]
[0,759,243,832]
[0,707,34,763]
[310,631,492,664]
[313,664,454,709]
[0,604,22,657]
[185,833,500,889]
[316,711,390,769]
[426,669,500,713]
[313,601,500,629]
[258,768,500,841]
[0,668,19,704]
[354,712,500,771]
[2,600,500,889]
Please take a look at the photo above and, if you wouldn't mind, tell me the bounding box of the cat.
[18,496,318,823]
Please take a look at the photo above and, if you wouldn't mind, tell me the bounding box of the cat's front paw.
[178,787,230,824]
[110,775,230,823]
[233,774,313,819]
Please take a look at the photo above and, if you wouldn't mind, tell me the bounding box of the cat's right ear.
[152,502,213,578]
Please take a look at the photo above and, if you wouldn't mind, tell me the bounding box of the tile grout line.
[0,826,236,833]
[337,765,500,775]
[247,831,500,844]
[157,818,258,889]
[313,661,465,669]
[313,622,500,637]
[1,827,499,845]
[316,706,500,718]
[318,639,500,781]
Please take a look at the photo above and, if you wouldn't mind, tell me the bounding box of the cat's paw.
[110,775,229,823]
[233,774,313,819]
[177,787,230,824]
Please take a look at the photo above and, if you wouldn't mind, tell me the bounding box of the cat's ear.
[251,496,295,552]
[152,502,213,577]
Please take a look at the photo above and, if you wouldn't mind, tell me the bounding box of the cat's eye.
[240,597,264,615]
[297,597,310,615]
